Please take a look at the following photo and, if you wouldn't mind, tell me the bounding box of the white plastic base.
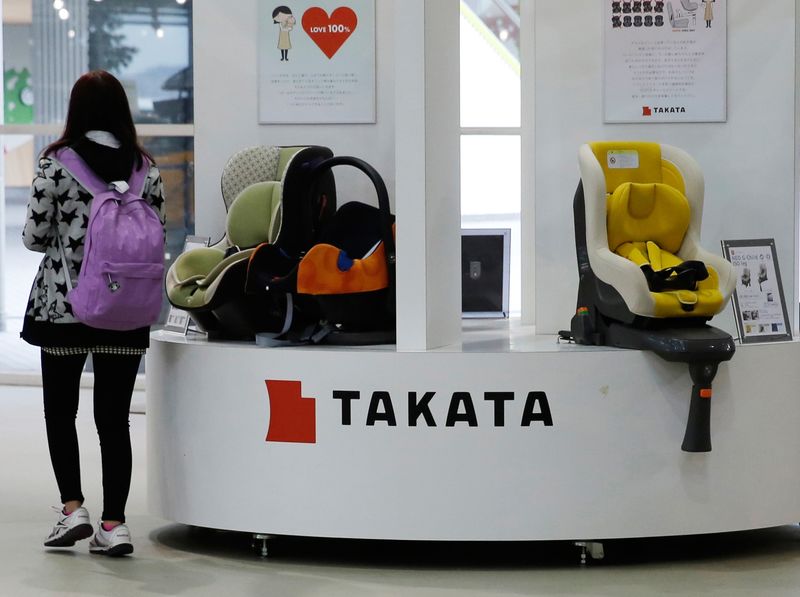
[146,324,800,541]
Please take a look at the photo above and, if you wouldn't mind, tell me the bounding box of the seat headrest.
[589,141,664,193]
[607,182,690,254]
[221,146,281,209]
[221,146,313,210]
[585,141,687,195]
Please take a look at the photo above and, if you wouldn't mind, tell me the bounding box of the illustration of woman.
[702,0,715,28]
[273,6,296,61]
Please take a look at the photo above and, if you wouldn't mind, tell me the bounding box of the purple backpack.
[56,148,164,331]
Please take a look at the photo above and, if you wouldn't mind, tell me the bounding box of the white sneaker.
[44,505,94,548]
[89,523,134,557]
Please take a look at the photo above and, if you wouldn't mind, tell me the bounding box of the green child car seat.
[245,156,396,345]
[165,145,336,338]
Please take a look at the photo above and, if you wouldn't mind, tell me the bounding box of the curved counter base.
[146,330,800,541]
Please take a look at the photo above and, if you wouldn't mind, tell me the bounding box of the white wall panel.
[534,1,797,335]
[193,0,395,236]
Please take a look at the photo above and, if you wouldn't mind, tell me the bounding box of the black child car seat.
[246,156,396,346]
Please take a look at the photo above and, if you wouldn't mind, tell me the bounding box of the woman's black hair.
[272,6,292,22]
[43,70,153,167]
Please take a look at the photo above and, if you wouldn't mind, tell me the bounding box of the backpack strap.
[53,147,150,198]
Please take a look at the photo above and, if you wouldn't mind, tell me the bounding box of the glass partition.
[0,0,194,374]
[459,0,522,315]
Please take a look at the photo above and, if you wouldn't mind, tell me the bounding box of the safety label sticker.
[607,150,640,169]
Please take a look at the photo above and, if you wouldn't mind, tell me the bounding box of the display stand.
[153,0,800,556]
[147,325,800,542]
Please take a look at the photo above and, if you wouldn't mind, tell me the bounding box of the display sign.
[603,0,727,123]
[258,1,376,124]
[163,236,211,335]
[721,239,792,343]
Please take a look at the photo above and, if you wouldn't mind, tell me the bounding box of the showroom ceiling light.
[53,0,64,10]
[58,8,69,20]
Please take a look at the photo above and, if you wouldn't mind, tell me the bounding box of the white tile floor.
[3,383,800,597]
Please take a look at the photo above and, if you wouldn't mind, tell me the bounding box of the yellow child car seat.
[563,141,736,452]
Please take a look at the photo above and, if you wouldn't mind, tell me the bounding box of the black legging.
[41,350,141,523]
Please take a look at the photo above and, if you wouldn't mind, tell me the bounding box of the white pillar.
[520,0,536,326]
[395,0,462,351]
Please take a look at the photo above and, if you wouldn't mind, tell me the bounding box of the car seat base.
[604,321,735,364]
[566,308,734,452]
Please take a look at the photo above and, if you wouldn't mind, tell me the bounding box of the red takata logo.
[265,380,316,444]
[642,106,652,116]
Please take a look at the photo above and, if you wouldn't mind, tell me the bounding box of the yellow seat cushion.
[615,241,724,317]
[607,182,690,254]
[608,184,723,317]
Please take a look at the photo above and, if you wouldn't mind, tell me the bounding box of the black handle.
[681,362,718,453]
[681,383,712,452]
[308,156,396,309]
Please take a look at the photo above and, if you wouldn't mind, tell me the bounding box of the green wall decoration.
[5,67,34,125]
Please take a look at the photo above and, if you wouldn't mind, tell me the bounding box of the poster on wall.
[603,0,727,123]
[721,239,792,344]
[258,0,376,124]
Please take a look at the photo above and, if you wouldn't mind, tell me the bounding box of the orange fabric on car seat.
[297,242,389,295]
[297,223,396,296]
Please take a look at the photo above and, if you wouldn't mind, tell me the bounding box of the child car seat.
[741,267,751,288]
[758,263,768,291]
[246,156,396,346]
[562,142,736,452]
[165,145,336,338]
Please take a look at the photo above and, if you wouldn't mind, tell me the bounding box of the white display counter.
[146,323,800,541]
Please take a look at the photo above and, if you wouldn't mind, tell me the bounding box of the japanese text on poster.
[259,1,376,124]
[603,0,726,123]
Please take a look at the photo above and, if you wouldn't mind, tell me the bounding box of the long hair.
[43,70,153,167]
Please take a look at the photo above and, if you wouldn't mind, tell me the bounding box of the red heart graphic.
[302,6,358,59]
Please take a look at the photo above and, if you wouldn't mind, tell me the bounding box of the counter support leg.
[574,541,605,565]
[252,534,271,558]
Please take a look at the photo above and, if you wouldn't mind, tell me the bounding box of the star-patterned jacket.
[21,150,165,347]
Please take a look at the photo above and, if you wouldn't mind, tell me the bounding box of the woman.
[702,0,715,28]
[273,6,296,61]
[21,70,165,557]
